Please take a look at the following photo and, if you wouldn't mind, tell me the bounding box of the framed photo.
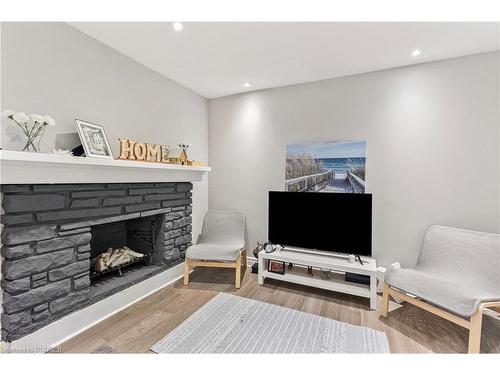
[75,119,113,159]
[268,260,285,275]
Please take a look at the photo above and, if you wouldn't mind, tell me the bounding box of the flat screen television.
[268,191,372,257]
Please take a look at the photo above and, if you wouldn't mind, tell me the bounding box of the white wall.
[0,22,209,239]
[208,52,500,267]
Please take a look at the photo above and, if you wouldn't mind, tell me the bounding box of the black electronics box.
[345,272,370,285]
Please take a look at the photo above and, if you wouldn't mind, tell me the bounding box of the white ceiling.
[70,22,500,99]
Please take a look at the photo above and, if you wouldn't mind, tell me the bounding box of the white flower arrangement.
[12,112,30,124]
[44,115,56,126]
[1,109,56,152]
[30,113,45,124]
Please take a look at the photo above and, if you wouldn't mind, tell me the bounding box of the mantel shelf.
[0,150,211,184]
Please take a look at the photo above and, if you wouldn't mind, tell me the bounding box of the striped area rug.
[151,293,390,353]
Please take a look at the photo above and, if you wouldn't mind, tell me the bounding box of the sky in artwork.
[286,140,366,159]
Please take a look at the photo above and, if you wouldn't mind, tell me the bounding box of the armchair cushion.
[185,211,246,262]
[186,244,244,262]
[385,268,498,317]
[385,225,500,318]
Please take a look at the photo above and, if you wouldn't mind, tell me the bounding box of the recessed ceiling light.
[173,22,183,31]
[411,49,422,57]
[243,82,252,88]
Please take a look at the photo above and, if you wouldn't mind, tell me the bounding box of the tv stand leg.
[258,255,264,285]
[369,274,377,310]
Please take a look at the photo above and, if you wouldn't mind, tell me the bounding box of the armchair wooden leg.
[184,258,190,286]
[468,306,483,354]
[380,282,390,318]
[235,252,242,289]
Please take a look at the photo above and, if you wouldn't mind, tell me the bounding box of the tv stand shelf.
[258,249,378,310]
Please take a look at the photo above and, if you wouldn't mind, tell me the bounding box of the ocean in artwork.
[285,141,366,193]
[316,157,366,175]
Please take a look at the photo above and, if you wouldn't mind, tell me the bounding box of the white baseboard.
[5,262,184,352]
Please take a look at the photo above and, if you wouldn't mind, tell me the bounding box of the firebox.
[87,214,171,302]
[89,215,162,278]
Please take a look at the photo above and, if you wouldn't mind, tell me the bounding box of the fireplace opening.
[88,214,167,303]
[89,216,160,278]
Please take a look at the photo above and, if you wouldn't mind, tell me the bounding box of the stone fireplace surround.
[0,182,193,342]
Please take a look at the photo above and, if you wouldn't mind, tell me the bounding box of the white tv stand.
[258,249,378,310]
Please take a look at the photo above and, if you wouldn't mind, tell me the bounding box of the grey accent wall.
[0,22,208,245]
[208,52,500,267]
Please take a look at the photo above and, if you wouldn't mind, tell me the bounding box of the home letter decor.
[118,139,201,167]
[119,138,136,160]
[146,143,162,162]
[133,142,147,160]
[161,145,169,162]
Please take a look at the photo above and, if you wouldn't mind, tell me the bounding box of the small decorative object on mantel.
[119,139,205,166]
[75,119,113,159]
[164,143,192,165]
[52,149,73,156]
[1,109,56,152]
[55,132,82,155]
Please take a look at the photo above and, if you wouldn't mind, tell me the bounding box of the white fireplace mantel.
[0,150,211,184]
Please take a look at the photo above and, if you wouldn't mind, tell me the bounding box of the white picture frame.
[75,119,114,159]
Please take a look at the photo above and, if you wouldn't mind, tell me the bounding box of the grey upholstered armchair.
[184,211,246,288]
[380,225,500,353]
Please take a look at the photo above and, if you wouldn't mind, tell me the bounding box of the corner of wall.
[497,51,500,235]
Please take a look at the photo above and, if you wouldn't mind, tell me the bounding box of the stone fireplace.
[1,182,193,342]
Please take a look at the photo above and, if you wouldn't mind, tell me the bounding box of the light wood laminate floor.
[58,267,500,353]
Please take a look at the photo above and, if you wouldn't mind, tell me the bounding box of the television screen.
[268,191,372,256]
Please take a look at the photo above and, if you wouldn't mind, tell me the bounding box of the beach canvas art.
[285,141,366,193]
